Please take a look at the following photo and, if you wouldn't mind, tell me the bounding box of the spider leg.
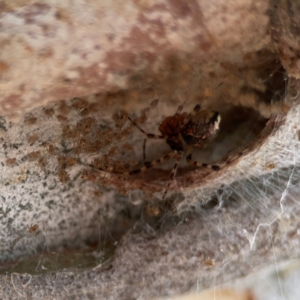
[176,103,184,114]
[127,116,165,140]
[182,104,201,124]
[191,104,201,114]
[162,150,184,199]
[143,138,147,161]
[129,150,178,175]
[186,146,220,171]
[127,116,166,161]
[90,150,178,176]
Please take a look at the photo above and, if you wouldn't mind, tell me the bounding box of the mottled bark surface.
[0,0,269,118]
[0,1,300,300]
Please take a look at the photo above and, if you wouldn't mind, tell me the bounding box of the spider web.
[0,73,300,300]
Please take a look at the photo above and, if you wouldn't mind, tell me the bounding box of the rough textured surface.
[0,0,269,119]
[0,0,300,300]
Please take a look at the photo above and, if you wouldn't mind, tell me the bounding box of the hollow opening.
[0,48,288,272]
[87,49,287,194]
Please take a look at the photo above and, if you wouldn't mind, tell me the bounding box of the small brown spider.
[96,104,221,197]
[27,224,39,234]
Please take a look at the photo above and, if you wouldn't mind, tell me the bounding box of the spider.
[96,104,221,197]
[27,224,39,234]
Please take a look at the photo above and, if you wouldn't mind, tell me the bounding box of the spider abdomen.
[181,110,220,148]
